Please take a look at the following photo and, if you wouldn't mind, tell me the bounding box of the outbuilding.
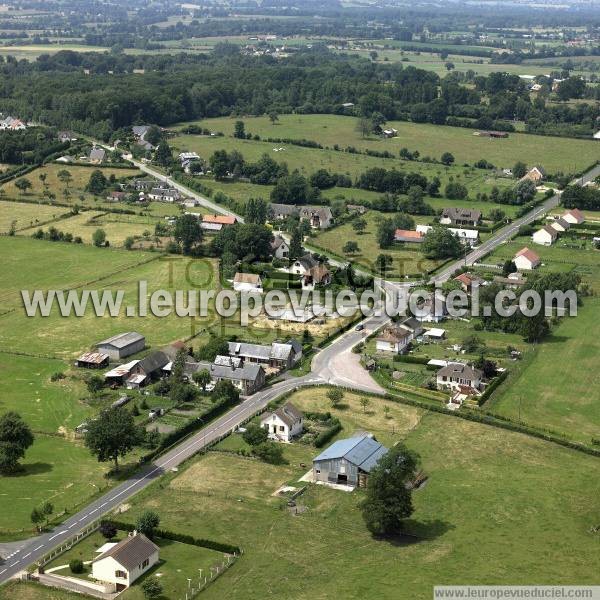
[97,332,145,360]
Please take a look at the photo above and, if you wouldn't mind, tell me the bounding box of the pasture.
[114,402,600,600]
[176,114,599,173]
[0,236,218,357]
[0,201,71,233]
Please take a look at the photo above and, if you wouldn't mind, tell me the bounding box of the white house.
[416,225,479,247]
[260,402,304,442]
[436,362,483,392]
[514,247,540,271]
[376,325,411,354]
[233,272,263,293]
[92,532,159,592]
[562,208,585,225]
[532,225,558,246]
[271,235,290,259]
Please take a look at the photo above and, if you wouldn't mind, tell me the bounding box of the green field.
[0,236,218,357]
[0,44,109,61]
[176,114,599,173]
[0,201,71,233]
[100,389,600,600]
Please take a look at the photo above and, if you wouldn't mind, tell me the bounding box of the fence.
[178,553,240,600]
[37,519,101,570]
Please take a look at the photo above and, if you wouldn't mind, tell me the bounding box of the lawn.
[0,434,111,537]
[0,201,71,233]
[311,210,443,279]
[112,405,600,599]
[0,164,140,205]
[42,531,224,600]
[176,114,599,173]
[0,237,219,357]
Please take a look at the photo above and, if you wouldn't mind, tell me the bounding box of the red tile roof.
[202,214,237,225]
[515,247,540,264]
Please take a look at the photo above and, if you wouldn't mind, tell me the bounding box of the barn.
[312,434,388,488]
[97,332,146,360]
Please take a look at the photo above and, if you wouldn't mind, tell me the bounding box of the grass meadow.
[173,114,599,173]
[99,388,600,600]
[0,236,219,358]
[0,201,72,233]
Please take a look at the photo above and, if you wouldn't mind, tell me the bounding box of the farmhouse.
[417,225,479,247]
[201,214,237,232]
[89,146,106,164]
[399,316,425,340]
[233,273,263,293]
[394,229,424,243]
[312,434,389,488]
[76,352,109,369]
[522,166,546,183]
[440,208,482,227]
[260,402,304,442]
[92,532,159,592]
[148,187,180,202]
[562,208,585,225]
[437,362,483,392]
[268,204,333,229]
[190,361,266,395]
[376,325,411,354]
[454,272,485,294]
[271,235,290,259]
[97,332,145,360]
[0,116,26,131]
[289,254,331,287]
[126,351,169,389]
[514,247,540,271]
[532,225,558,246]
[228,340,301,370]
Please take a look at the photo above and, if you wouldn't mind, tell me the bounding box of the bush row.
[314,422,343,448]
[103,520,241,555]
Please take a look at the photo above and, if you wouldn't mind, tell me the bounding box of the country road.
[2,147,597,585]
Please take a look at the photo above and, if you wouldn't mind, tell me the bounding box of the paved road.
[430,163,600,285]
[0,374,323,582]
[126,155,243,221]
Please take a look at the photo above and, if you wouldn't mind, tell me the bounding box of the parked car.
[148,408,165,419]
[355,323,364,331]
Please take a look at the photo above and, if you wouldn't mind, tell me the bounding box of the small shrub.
[69,559,84,574]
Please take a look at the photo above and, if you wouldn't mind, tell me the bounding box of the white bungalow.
[260,402,304,442]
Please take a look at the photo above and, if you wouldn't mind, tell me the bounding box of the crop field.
[0,44,109,61]
[110,397,600,600]
[0,236,218,357]
[0,201,71,233]
[482,235,600,443]
[311,210,444,279]
[0,164,141,204]
[176,114,599,173]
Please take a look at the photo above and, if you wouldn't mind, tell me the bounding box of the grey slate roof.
[263,402,303,428]
[313,434,388,473]
[442,207,481,223]
[98,332,145,349]
[437,362,483,382]
[93,533,158,570]
[138,351,169,375]
[188,360,263,383]
[228,341,294,362]
[295,253,319,271]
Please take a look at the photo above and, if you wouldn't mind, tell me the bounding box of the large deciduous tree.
[360,443,420,536]
[0,412,34,474]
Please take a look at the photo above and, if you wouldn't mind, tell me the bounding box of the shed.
[97,332,146,360]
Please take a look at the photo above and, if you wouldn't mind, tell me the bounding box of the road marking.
[22,552,30,558]
[0,569,6,575]
[48,531,66,541]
